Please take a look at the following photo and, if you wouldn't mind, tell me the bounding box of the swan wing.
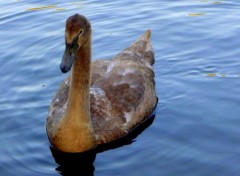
[90,30,157,144]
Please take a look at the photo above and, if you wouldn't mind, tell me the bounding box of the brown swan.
[46,14,158,153]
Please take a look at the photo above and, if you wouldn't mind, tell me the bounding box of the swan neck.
[67,41,92,117]
[55,39,97,152]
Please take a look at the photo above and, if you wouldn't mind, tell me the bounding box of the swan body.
[46,14,158,153]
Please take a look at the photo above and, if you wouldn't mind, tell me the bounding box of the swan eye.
[79,29,83,35]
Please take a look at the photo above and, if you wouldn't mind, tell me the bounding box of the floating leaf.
[189,13,206,16]
[55,8,66,11]
[26,5,57,11]
[213,2,222,4]
[207,73,217,77]
[221,74,226,77]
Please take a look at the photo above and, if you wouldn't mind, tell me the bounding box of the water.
[0,0,240,175]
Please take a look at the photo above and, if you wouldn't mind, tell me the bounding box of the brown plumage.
[46,14,158,153]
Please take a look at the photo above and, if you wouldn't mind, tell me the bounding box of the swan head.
[60,14,91,73]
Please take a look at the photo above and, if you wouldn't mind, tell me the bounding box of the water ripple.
[1,0,240,175]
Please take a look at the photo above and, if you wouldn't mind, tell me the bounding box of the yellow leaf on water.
[55,8,66,11]
[26,5,57,11]
[189,13,206,16]
[207,73,217,77]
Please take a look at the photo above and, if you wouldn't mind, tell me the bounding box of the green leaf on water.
[213,2,222,4]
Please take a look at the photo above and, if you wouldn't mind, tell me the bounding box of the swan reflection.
[50,115,155,176]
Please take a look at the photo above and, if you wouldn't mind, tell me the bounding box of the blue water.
[1,0,240,175]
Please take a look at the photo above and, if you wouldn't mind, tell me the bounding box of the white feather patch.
[124,110,134,124]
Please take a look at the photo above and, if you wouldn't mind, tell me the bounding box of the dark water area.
[0,0,240,175]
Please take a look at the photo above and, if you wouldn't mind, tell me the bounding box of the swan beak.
[60,44,75,73]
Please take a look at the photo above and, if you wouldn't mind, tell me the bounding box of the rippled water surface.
[1,0,240,175]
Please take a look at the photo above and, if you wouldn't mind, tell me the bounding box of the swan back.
[89,30,157,143]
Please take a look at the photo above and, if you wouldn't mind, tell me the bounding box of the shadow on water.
[51,147,96,176]
[50,115,155,176]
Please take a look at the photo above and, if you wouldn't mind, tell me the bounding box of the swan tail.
[115,30,155,66]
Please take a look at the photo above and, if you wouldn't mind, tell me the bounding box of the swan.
[46,14,158,153]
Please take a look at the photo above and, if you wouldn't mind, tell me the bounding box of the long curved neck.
[57,37,97,152]
[67,41,91,118]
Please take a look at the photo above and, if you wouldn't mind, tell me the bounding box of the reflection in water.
[51,147,96,176]
[50,115,155,176]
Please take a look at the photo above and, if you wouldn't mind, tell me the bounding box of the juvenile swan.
[46,14,158,153]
